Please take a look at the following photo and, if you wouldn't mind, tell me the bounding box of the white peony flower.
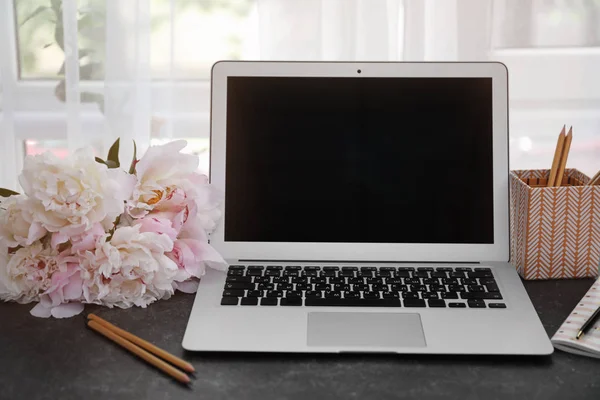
[0,195,47,248]
[80,225,178,308]
[0,242,64,304]
[19,147,135,237]
[127,140,216,219]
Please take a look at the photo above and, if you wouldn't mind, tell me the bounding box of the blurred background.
[1,0,599,189]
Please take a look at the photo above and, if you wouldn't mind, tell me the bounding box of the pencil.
[88,314,195,373]
[554,126,573,187]
[547,125,566,187]
[87,320,191,385]
[589,170,600,186]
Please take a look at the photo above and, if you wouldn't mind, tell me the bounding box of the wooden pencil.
[588,170,600,186]
[547,125,566,187]
[87,320,191,385]
[554,126,573,187]
[88,314,195,373]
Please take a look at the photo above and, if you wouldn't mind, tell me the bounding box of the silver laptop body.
[183,61,553,355]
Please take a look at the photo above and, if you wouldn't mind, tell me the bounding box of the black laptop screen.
[224,76,494,244]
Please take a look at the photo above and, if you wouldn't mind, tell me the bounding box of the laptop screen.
[224,76,494,244]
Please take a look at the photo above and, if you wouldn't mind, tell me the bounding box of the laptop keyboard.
[221,265,505,308]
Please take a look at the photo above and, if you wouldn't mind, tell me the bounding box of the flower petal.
[30,302,52,318]
[50,302,85,318]
[175,279,199,293]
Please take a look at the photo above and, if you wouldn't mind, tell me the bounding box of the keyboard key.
[404,299,426,307]
[229,265,245,270]
[397,267,415,272]
[382,291,400,299]
[253,276,271,283]
[441,292,459,299]
[429,284,446,292]
[376,270,393,277]
[395,271,411,278]
[428,299,446,308]
[225,282,254,290]
[415,271,430,278]
[278,283,293,291]
[266,265,283,270]
[329,277,345,285]
[247,270,263,276]
[304,266,321,271]
[257,283,275,290]
[474,267,492,272]
[305,290,323,299]
[286,290,303,298]
[221,297,238,305]
[340,270,355,277]
[450,271,465,278]
[410,284,427,292]
[223,290,244,297]
[437,267,453,272]
[462,278,478,286]
[391,284,409,292]
[310,277,326,284]
[227,270,244,276]
[442,278,460,285]
[292,276,308,284]
[449,302,466,308]
[489,303,507,309]
[241,297,259,306]
[422,292,439,299]
[285,266,302,270]
[479,278,496,285]
[266,290,284,298]
[455,267,472,272]
[467,271,493,278]
[296,284,311,291]
[247,265,264,270]
[226,276,252,283]
[281,298,302,306]
[431,271,447,278]
[315,284,330,291]
[343,291,361,299]
[325,291,343,299]
[322,270,337,277]
[265,270,281,277]
[323,266,340,271]
[367,277,384,284]
[283,270,300,277]
[305,298,401,307]
[423,278,439,285]
[353,284,369,291]
[349,277,364,285]
[405,278,421,285]
[371,284,388,291]
[246,290,262,297]
[460,292,503,300]
[417,267,434,271]
[302,270,319,277]
[467,285,485,293]
[361,266,377,271]
[363,291,381,299]
[333,284,351,292]
[342,266,359,271]
[467,300,486,308]
[448,285,466,292]
[402,292,420,299]
[485,283,500,292]
[260,298,278,306]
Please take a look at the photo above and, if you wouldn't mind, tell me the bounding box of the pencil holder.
[510,169,600,280]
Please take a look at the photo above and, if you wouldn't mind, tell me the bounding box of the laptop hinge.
[236,259,481,264]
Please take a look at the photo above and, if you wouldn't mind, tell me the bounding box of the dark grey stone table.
[1,279,599,400]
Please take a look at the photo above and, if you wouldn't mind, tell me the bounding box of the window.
[490,0,600,175]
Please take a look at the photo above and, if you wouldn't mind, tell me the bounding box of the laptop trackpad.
[307,312,426,348]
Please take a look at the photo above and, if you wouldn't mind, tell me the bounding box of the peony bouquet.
[0,140,226,318]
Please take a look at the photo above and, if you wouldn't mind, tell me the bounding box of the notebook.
[551,277,600,359]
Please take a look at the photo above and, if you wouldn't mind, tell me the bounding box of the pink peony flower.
[51,222,106,252]
[168,238,227,285]
[0,195,47,248]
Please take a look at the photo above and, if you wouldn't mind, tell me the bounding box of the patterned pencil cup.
[510,169,600,280]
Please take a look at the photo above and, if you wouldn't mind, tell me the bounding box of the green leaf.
[129,140,138,174]
[0,188,19,198]
[105,160,118,169]
[107,138,120,168]
[95,157,107,165]
[20,6,50,27]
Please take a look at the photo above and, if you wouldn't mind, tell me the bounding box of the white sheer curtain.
[1,0,599,191]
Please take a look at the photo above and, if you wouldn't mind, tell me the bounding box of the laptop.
[183,61,553,355]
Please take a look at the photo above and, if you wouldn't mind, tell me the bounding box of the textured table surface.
[1,278,599,400]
